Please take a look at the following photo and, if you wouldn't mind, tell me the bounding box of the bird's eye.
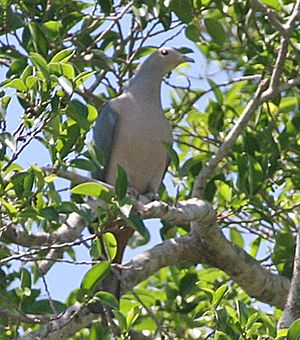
[161,49,169,56]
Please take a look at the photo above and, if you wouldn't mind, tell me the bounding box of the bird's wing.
[92,103,118,181]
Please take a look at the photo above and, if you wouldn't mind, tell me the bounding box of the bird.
[93,47,194,264]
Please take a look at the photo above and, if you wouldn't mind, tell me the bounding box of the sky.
[1,12,233,303]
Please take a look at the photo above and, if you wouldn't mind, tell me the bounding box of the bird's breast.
[106,100,173,194]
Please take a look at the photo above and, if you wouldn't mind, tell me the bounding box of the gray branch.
[22,198,290,339]
[278,229,300,329]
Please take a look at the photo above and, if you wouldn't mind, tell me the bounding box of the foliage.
[0,0,300,338]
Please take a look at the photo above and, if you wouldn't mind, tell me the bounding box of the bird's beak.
[181,55,194,63]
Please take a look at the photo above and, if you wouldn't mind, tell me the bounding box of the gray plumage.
[93,47,193,196]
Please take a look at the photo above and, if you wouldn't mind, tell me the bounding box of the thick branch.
[190,221,289,308]
[0,309,49,324]
[21,303,95,340]
[121,218,289,309]
[278,230,300,329]
[22,198,290,339]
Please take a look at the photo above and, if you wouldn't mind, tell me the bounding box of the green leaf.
[229,228,244,248]
[75,288,91,303]
[216,180,232,203]
[28,22,48,57]
[7,58,27,77]
[23,300,65,315]
[277,329,288,338]
[113,310,127,332]
[71,182,110,197]
[95,291,119,309]
[70,158,97,172]
[208,102,224,134]
[29,53,50,81]
[170,0,193,23]
[133,46,156,59]
[74,71,95,87]
[0,7,24,33]
[90,323,114,340]
[163,143,179,169]
[126,306,140,329]
[49,63,75,79]
[21,268,31,290]
[134,315,156,332]
[66,99,90,130]
[237,155,264,195]
[44,20,63,39]
[179,272,198,297]
[4,79,27,92]
[103,232,117,262]
[90,239,102,262]
[91,49,114,70]
[0,96,11,119]
[25,75,38,89]
[56,123,80,158]
[127,214,150,247]
[214,331,231,340]
[247,322,263,337]
[207,79,223,105]
[115,165,128,202]
[272,232,295,278]
[87,142,105,170]
[50,48,75,63]
[11,171,34,198]
[204,18,226,45]
[212,284,228,307]
[87,104,98,123]
[81,261,111,291]
[236,300,248,327]
[250,237,261,257]
[279,97,297,113]
[245,312,259,330]
[0,198,17,214]
[97,0,112,15]
[185,23,200,42]
[261,0,281,10]
[181,155,202,177]
[39,207,59,222]
[288,319,300,340]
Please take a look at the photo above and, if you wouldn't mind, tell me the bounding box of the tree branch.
[192,79,268,198]
[22,217,290,339]
[192,0,300,198]
[278,229,300,329]
[0,309,49,324]
[249,0,285,34]
[21,303,95,340]
[121,217,289,309]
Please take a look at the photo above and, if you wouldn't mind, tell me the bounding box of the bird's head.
[155,47,194,72]
[137,47,194,78]
[125,47,194,92]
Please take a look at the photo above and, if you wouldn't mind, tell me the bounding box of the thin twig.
[249,0,285,34]
[192,79,268,198]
